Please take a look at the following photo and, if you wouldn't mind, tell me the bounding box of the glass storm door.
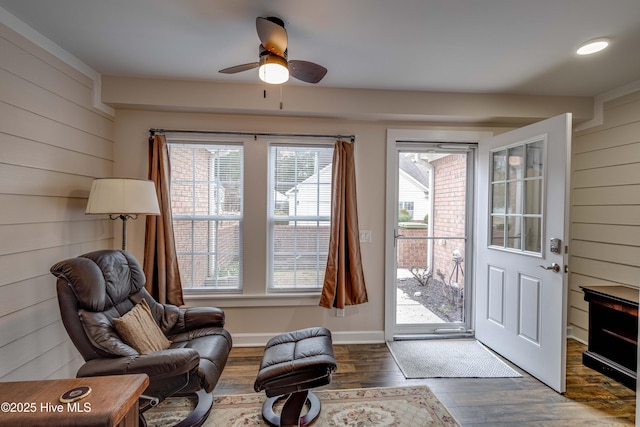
[391,142,475,337]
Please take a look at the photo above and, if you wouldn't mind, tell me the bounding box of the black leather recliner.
[50,249,232,427]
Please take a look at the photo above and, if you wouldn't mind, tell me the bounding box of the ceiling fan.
[219,17,327,85]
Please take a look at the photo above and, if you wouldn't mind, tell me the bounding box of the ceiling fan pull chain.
[280,85,283,110]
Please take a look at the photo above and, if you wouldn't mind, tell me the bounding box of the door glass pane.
[524,217,542,252]
[506,216,521,250]
[492,183,506,213]
[525,179,542,215]
[526,140,543,178]
[492,150,507,181]
[507,181,521,214]
[508,146,524,180]
[491,215,505,246]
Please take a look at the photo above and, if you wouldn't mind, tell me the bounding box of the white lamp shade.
[85,178,160,215]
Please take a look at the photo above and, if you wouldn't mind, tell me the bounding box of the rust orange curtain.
[143,134,184,305]
[320,140,368,309]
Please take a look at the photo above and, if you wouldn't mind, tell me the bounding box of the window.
[268,144,333,291]
[398,201,415,218]
[168,142,243,290]
[490,138,544,253]
[167,135,335,296]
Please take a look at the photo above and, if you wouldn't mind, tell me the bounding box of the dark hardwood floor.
[215,339,636,426]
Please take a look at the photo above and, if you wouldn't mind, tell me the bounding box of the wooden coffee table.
[0,374,148,427]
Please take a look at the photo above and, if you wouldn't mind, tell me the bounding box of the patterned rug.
[143,386,459,426]
[387,339,522,379]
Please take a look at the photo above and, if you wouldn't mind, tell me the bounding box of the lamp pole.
[110,214,138,251]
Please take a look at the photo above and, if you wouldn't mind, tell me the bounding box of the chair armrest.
[77,348,200,381]
[177,307,226,333]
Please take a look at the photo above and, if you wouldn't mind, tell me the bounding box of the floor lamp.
[85,178,161,250]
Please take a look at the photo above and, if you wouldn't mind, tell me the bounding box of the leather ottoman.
[254,327,337,426]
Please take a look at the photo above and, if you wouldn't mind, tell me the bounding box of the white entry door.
[475,113,571,393]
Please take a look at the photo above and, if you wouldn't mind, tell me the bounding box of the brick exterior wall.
[397,227,428,268]
[431,153,466,289]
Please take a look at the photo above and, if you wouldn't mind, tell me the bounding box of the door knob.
[538,263,560,273]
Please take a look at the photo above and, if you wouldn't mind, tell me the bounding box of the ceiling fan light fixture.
[259,54,289,84]
[576,38,609,55]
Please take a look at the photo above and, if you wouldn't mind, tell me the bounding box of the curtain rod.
[149,128,355,142]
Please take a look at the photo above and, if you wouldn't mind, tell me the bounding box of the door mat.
[387,339,522,378]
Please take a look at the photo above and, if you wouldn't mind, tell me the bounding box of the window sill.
[183,291,323,308]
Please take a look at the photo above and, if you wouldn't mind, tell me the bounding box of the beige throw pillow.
[112,299,171,354]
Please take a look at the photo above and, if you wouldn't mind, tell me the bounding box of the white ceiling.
[1,0,639,97]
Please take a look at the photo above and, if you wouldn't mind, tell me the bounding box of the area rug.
[143,386,459,426]
[387,339,522,379]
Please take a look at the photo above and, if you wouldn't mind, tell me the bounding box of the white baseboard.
[230,330,385,347]
[232,328,585,347]
[567,334,587,345]
[566,325,588,345]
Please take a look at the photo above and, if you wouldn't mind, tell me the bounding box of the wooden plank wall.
[0,22,114,381]
[569,91,640,343]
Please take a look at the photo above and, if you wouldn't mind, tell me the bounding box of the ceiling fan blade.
[289,60,328,84]
[219,62,259,74]
[256,17,288,56]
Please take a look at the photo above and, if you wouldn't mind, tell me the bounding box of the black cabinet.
[581,285,638,390]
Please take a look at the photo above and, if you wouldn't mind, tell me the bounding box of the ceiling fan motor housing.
[259,44,288,60]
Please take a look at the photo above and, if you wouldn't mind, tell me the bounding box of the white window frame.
[167,138,244,293]
[267,141,334,293]
[164,133,335,307]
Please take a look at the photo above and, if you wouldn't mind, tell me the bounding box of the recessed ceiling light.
[576,38,610,55]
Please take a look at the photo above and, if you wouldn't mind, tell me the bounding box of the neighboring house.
[273,190,288,213]
[286,154,430,221]
[286,163,332,218]
[398,153,430,222]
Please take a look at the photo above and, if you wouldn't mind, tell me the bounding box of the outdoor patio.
[396,268,446,324]
[396,288,445,324]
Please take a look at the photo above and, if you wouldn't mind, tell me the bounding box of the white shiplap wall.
[569,90,640,343]
[0,21,115,381]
